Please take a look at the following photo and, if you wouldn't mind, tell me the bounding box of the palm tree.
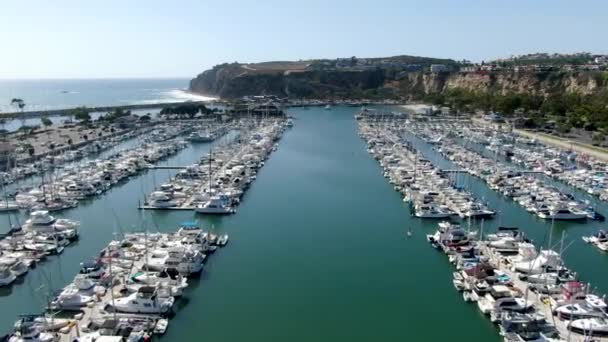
[10,99,26,126]
[10,98,25,111]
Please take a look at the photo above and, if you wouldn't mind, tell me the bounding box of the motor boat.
[14,314,72,333]
[520,268,576,285]
[458,203,496,218]
[414,204,453,219]
[538,206,587,220]
[513,250,561,274]
[492,297,535,313]
[195,196,234,215]
[583,230,608,244]
[79,260,104,278]
[108,286,174,314]
[51,288,95,311]
[554,302,606,320]
[22,211,79,233]
[499,311,555,341]
[144,249,169,271]
[147,191,178,209]
[164,248,205,276]
[568,317,608,337]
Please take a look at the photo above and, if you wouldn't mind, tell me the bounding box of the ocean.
[0,78,214,113]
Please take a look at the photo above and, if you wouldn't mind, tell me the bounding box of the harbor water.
[5,105,608,340]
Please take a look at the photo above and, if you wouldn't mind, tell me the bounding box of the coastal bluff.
[189,58,607,100]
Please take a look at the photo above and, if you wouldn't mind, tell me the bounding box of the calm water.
[0,79,212,113]
[2,106,608,341]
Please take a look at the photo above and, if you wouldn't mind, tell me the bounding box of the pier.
[145,166,188,170]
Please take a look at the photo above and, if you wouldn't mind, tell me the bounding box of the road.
[472,117,608,162]
[514,129,608,162]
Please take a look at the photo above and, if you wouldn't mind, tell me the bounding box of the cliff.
[190,62,607,99]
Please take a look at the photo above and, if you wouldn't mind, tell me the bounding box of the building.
[460,66,480,73]
[430,64,449,73]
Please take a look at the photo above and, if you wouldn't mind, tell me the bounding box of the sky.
[0,0,607,79]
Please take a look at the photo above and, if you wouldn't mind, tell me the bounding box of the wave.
[134,89,216,105]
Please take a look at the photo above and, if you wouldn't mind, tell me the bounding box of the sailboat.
[195,150,235,215]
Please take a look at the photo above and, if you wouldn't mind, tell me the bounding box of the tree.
[72,106,91,122]
[11,98,26,126]
[41,116,53,127]
[10,98,25,111]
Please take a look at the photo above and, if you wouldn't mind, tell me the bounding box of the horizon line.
[0,76,193,81]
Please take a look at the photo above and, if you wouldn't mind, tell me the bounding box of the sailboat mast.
[208,149,212,192]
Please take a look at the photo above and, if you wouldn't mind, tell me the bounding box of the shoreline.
[0,100,214,119]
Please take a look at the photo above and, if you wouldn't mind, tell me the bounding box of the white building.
[430,64,449,73]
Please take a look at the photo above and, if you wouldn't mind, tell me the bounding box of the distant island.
[190,52,608,141]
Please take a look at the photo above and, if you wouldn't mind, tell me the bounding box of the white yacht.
[568,318,608,337]
[537,206,587,220]
[109,286,174,314]
[458,203,496,218]
[147,191,178,209]
[51,286,95,311]
[195,196,234,215]
[414,204,453,219]
[22,211,79,233]
[144,249,170,271]
[164,248,205,275]
[513,250,561,274]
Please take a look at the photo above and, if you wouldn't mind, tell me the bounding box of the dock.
[145,166,188,170]
[141,118,289,212]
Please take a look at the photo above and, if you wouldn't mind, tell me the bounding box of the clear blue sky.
[0,0,606,78]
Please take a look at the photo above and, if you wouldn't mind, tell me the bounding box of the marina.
[402,121,604,222]
[3,3,608,341]
[358,119,496,219]
[140,118,289,212]
[3,223,227,341]
[359,109,608,341]
[2,105,608,341]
